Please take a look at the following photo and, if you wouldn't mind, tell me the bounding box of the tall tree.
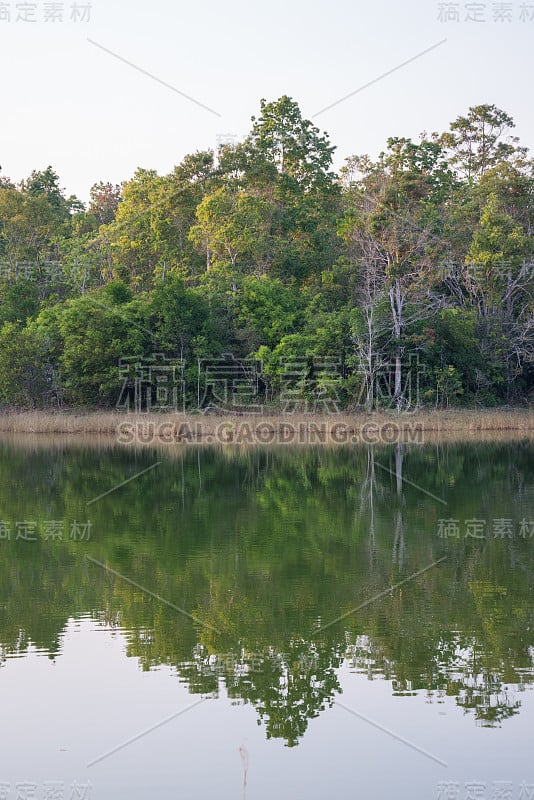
[340,139,450,408]
[440,104,527,182]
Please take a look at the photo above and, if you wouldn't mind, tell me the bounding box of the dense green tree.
[248,96,336,188]
[0,98,532,409]
[0,322,51,406]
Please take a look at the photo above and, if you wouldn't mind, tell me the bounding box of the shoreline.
[0,408,533,445]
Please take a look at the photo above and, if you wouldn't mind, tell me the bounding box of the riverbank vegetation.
[0,409,533,440]
[0,98,533,410]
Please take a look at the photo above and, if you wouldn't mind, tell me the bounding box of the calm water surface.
[1,438,534,799]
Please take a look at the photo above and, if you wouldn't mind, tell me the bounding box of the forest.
[0,97,533,410]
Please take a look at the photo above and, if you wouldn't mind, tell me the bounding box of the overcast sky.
[1,0,533,203]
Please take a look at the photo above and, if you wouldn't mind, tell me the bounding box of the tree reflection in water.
[0,438,533,745]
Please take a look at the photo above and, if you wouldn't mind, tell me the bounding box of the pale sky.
[1,0,533,203]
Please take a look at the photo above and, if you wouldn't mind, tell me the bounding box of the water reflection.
[0,437,533,746]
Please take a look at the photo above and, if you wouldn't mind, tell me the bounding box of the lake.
[1,436,534,799]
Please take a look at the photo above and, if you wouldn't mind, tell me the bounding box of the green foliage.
[0,98,532,408]
[0,279,40,325]
[0,322,50,406]
[50,286,146,405]
[248,95,337,188]
[435,365,465,407]
[440,104,527,181]
[235,276,304,352]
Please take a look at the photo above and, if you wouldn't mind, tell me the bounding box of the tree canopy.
[0,97,532,409]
